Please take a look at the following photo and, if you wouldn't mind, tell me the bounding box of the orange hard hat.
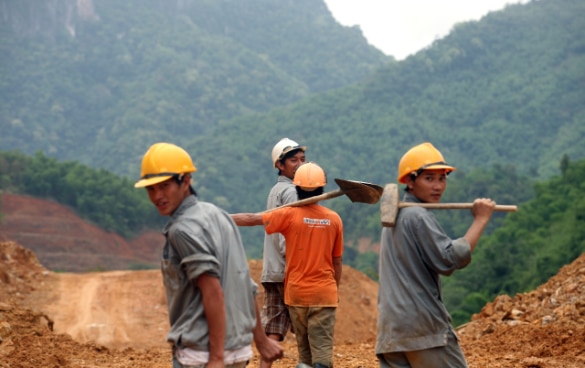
[293,162,326,191]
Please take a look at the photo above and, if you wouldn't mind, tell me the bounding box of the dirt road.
[36,260,378,350]
[11,256,380,367]
[2,241,585,368]
[43,271,169,349]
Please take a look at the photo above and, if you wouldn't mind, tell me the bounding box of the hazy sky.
[323,0,530,60]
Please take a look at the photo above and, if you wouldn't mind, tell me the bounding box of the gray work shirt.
[261,175,297,283]
[161,195,257,351]
[376,192,472,354]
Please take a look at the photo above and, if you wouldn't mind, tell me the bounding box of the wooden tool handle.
[263,190,344,213]
[399,202,517,212]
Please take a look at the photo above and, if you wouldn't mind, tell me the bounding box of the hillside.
[1,239,583,367]
[173,0,585,255]
[0,193,162,272]
[0,0,389,176]
[1,0,583,186]
[1,0,584,261]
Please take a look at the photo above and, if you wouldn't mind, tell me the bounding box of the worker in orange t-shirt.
[231,162,344,368]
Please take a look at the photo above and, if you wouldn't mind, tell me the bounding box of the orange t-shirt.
[262,204,343,307]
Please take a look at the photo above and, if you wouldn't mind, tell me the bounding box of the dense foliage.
[444,157,585,325]
[0,0,388,175]
[1,0,584,255]
[171,0,584,254]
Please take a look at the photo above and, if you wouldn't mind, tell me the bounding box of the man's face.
[406,169,448,203]
[277,150,306,179]
[145,177,189,216]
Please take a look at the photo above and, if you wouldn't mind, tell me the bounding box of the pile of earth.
[1,240,584,367]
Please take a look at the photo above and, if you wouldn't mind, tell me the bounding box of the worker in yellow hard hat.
[135,142,283,368]
[376,142,496,368]
[231,162,343,368]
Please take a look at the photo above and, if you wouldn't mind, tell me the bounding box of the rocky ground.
[1,240,584,367]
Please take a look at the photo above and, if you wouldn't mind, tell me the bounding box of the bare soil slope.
[0,193,164,272]
[1,240,584,368]
[1,194,584,367]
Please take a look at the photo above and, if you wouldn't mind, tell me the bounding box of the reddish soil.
[0,193,164,271]
[1,194,584,367]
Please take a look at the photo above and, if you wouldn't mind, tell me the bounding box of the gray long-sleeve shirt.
[161,195,257,351]
[261,175,298,283]
[376,192,472,354]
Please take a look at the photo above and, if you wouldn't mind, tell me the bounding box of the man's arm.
[196,273,225,366]
[464,198,496,252]
[252,301,284,362]
[231,213,263,226]
[333,256,342,287]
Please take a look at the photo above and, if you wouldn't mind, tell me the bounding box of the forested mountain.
[177,0,584,254]
[0,0,389,173]
[1,0,583,251]
[1,0,583,182]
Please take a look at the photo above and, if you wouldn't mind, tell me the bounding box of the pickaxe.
[264,178,383,213]
[380,183,517,227]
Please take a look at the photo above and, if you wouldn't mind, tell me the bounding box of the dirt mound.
[0,241,49,305]
[457,253,585,367]
[0,302,170,368]
[0,240,378,367]
[2,240,585,367]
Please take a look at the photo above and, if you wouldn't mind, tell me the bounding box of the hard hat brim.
[398,164,456,184]
[424,164,456,172]
[274,145,307,167]
[134,175,173,188]
[284,145,306,154]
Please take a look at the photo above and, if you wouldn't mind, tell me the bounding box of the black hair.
[174,174,197,196]
[295,186,324,200]
[404,174,417,192]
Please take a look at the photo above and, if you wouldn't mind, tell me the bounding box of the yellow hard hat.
[293,162,326,191]
[271,138,306,168]
[134,143,197,188]
[397,142,456,184]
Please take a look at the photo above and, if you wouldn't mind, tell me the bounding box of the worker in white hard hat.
[257,138,307,368]
[134,142,283,368]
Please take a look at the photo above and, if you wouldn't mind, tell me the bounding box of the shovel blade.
[334,178,383,204]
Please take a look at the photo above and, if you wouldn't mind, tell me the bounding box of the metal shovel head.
[334,178,384,204]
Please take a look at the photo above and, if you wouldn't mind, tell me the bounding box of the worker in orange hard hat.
[231,162,343,368]
[376,142,496,368]
[135,142,283,368]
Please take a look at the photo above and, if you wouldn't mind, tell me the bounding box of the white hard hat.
[271,138,306,168]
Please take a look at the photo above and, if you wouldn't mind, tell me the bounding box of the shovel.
[263,178,383,213]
